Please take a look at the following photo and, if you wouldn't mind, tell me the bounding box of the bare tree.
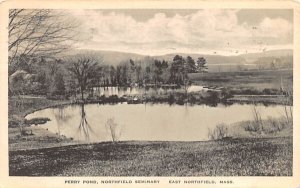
[105,118,122,142]
[9,9,78,64]
[283,86,293,126]
[252,106,263,131]
[68,56,102,101]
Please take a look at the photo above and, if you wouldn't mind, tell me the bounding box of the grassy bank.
[189,69,293,91]
[8,96,72,127]
[8,96,76,150]
[227,95,291,106]
[9,127,75,151]
[228,117,292,139]
[9,136,292,176]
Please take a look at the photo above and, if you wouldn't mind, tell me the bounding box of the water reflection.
[53,106,73,140]
[93,85,208,97]
[26,103,289,142]
[76,104,97,143]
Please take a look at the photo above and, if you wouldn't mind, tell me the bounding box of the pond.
[92,85,211,97]
[26,103,288,142]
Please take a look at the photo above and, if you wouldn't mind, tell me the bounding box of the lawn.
[8,96,75,150]
[8,96,70,118]
[9,136,292,176]
[8,96,71,127]
[189,69,293,90]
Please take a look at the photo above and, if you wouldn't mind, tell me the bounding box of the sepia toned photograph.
[6,7,294,178]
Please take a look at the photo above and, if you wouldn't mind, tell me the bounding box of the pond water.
[26,103,287,142]
[93,85,209,97]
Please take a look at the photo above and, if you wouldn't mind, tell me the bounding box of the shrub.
[167,94,175,104]
[24,117,50,125]
[244,122,261,132]
[208,123,229,140]
[262,88,281,95]
[105,118,122,142]
[206,91,220,104]
[267,117,284,132]
[108,95,119,103]
[221,88,234,99]
[188,94,197,104]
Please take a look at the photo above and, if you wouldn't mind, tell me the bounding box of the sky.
[68,9,293,56]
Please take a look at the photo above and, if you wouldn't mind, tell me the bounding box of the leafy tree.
[144,66,151,84]
[50,72,65,96]
[135,65,142,85]
[110,66,116,86]
[196,57,208,73]
[186,56,197,73]
[66,78,77,98]
[121,64,129,85]
[170,55,186,84]
[35,70,48,94]
[9,54,31,74]
[129,59,136,83]
[116,66,122,86]
[154,60,164,85]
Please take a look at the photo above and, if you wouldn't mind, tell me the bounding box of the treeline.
[97,55,207,87]
[8,54,208,98]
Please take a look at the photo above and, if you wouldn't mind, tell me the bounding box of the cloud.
[69,9,293,55]
[259,17,292,38]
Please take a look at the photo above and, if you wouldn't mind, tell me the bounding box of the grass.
[9,137,292,176]
[8,96,71,127]
[8,96,70,116]
[226,116,292,139]
[189,69,293,91]
[9,127,76,151]
[227,95,290,105]
[8,96,75,150]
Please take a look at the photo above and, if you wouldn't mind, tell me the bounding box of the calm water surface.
[93,85,209,97]
[26,103,287,142]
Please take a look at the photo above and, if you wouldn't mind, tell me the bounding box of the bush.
[244,122,261,132]
[167,94,175,104]
[188,94,197,104]
[206,91,220,104]
[8,119,20,128]
[262,88,281,95]
[176,94,186,105]
[221,88,234,99]
[208,123,229,140]
[108,95,119,103]
[267,117,283,132]
[24,117,50,126]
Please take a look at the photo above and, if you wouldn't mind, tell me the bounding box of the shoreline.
[8,96,293,176]
[9,93,289,128]
[8,94,292,151]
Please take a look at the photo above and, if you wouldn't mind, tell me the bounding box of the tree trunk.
[81,88,84,102]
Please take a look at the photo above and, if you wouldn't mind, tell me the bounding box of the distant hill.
[240,49,293,63]
[61,49,146,66]
[60,49,293,72]
[154,53,245,65]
